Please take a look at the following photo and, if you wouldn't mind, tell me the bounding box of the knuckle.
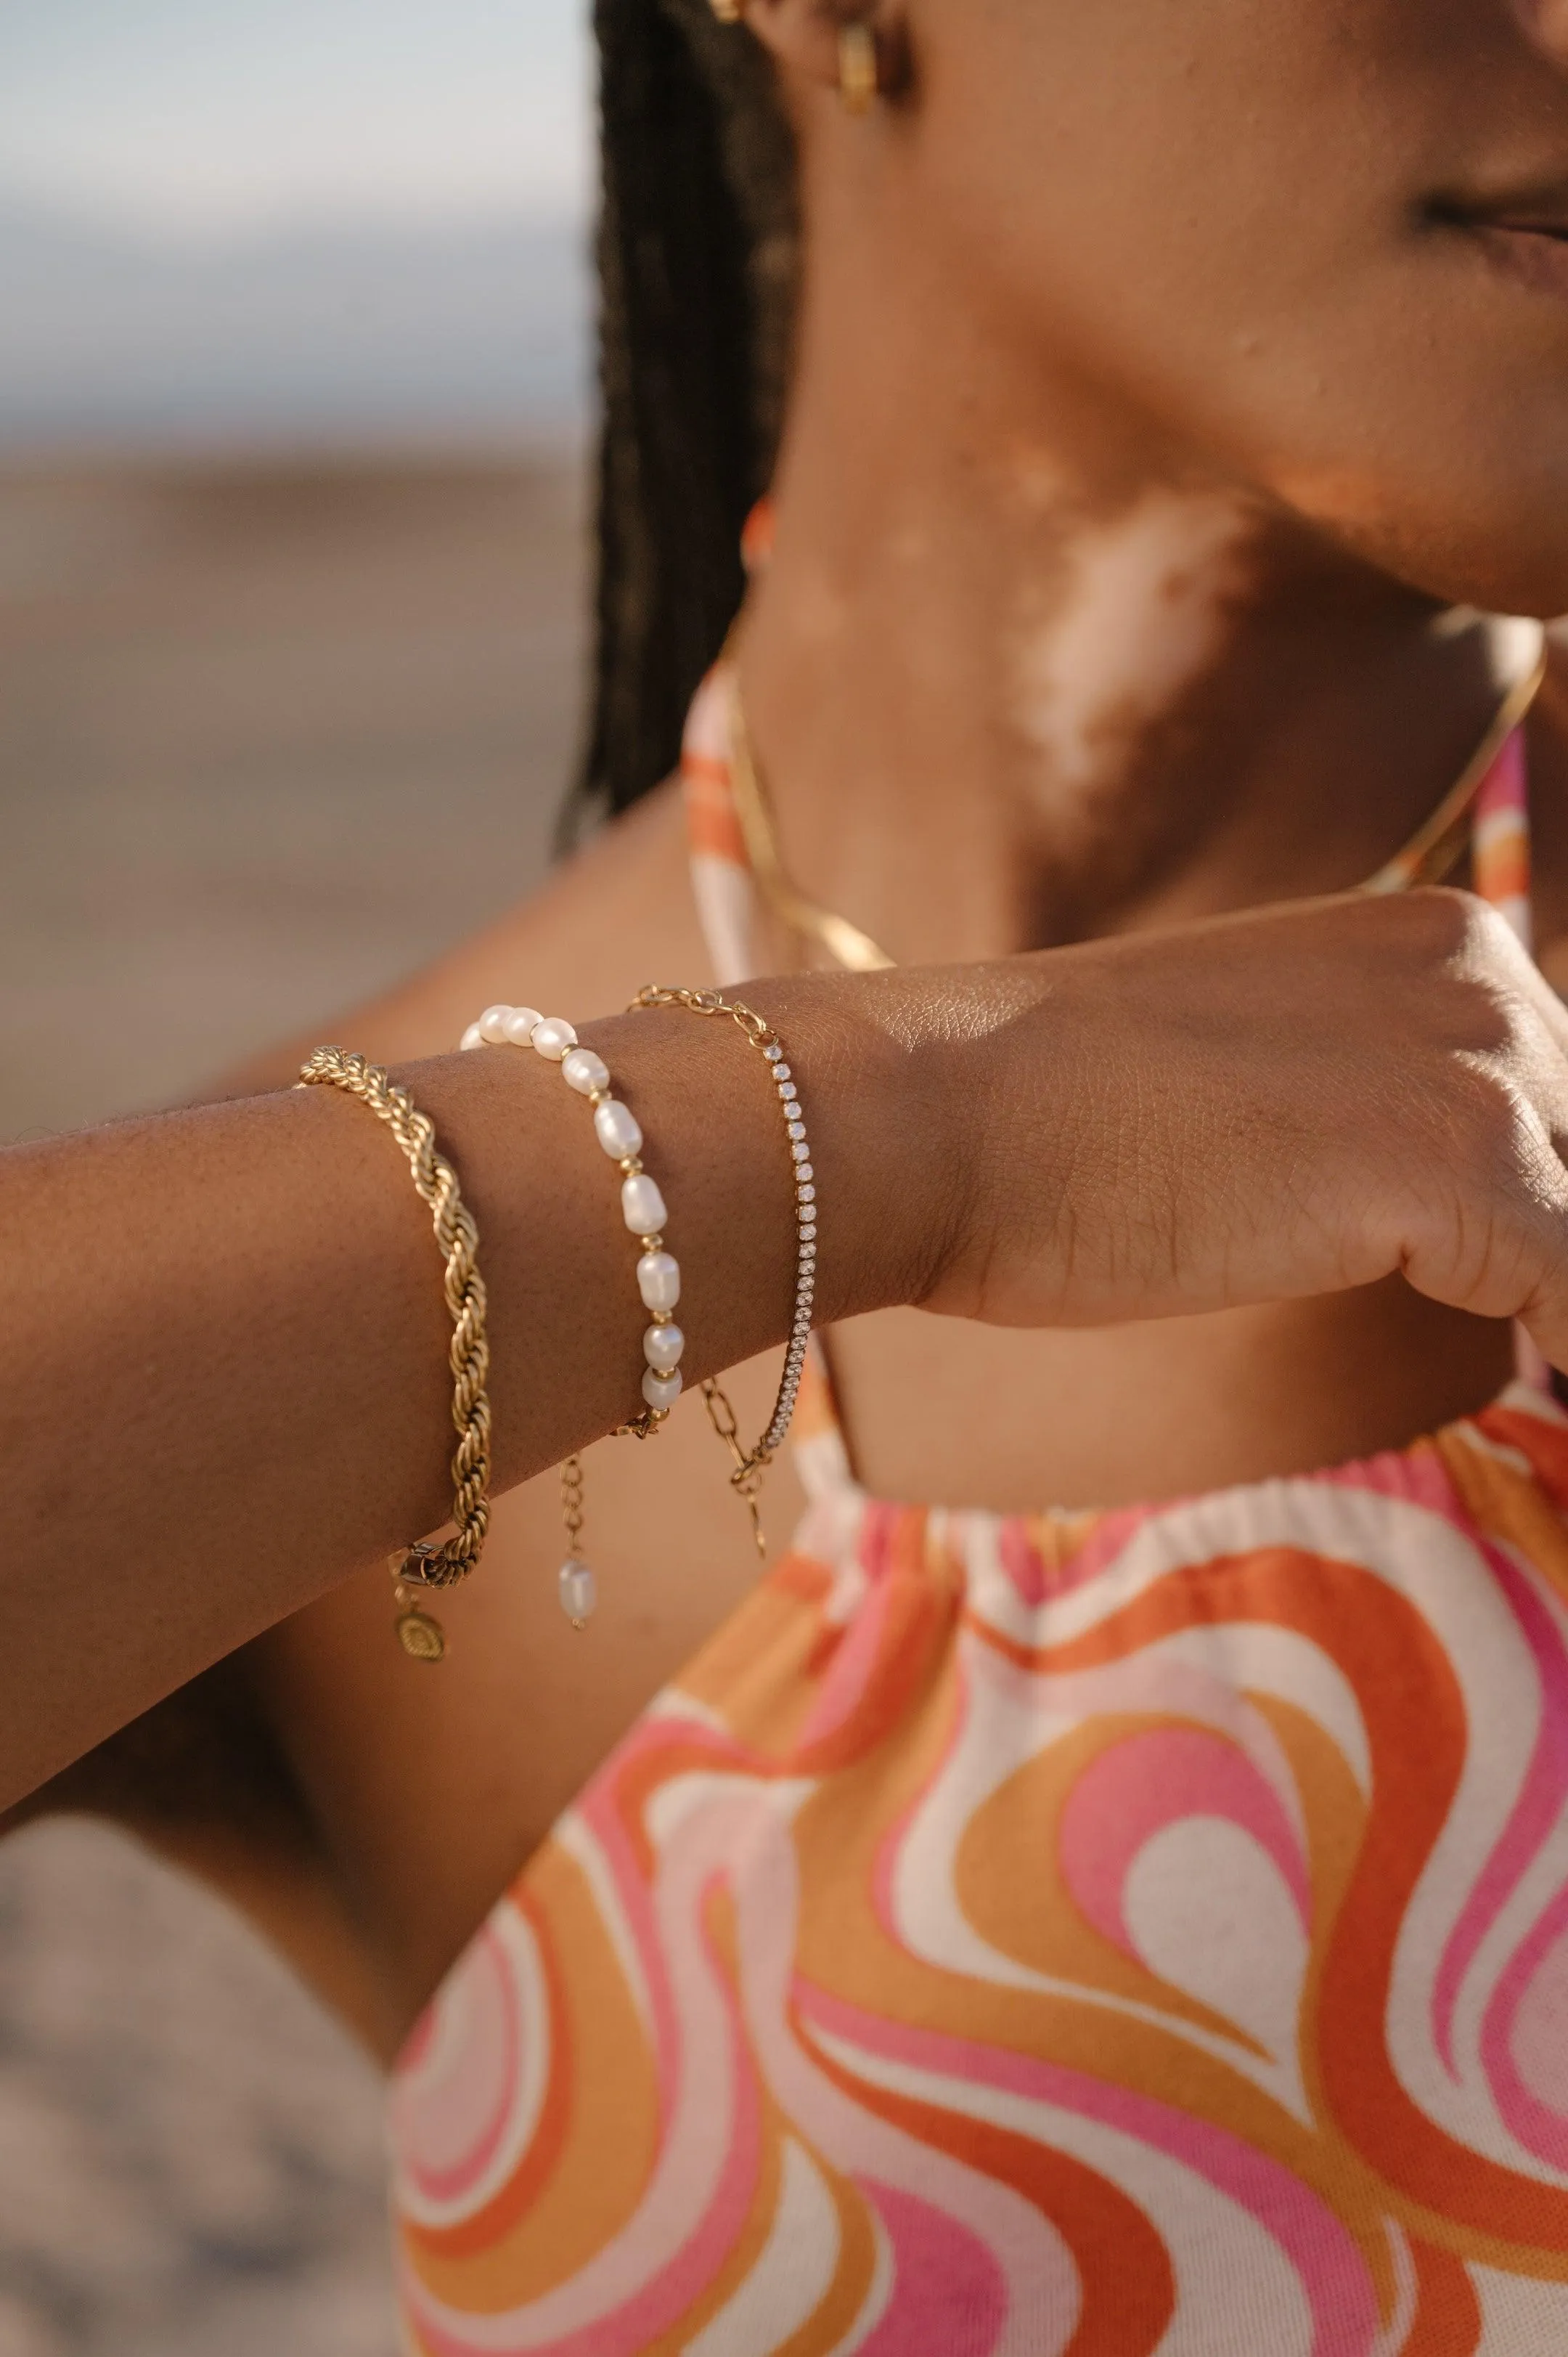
[1400,884,1524,980]
[1377,892,1540,1061]
[1395,883,1488,957]
[1440,1059,1550,1195]
[1374,880,1512,969]
[1456,1060,1522,1147]
[1365,883,1498,974]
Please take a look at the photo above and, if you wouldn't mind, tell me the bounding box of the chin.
[1281,467,1568,619]
[1383,534,1568,622]
[1397,527,1568,626]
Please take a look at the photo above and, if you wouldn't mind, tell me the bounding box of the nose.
[1514,0,1568,67]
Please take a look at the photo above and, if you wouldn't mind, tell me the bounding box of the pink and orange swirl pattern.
[389,676,1564,2350]
[391,1383,1568,2353]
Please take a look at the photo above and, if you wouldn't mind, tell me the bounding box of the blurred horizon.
[0,0,595,457]
[0,199,589,455]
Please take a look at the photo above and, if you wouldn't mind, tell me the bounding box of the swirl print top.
[388,677,1568,2355]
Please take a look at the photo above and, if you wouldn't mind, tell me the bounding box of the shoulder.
[220,780,705,1088]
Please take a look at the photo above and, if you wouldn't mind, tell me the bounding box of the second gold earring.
[838,21,878,114]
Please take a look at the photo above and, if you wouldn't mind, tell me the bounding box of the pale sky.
[0,0,592,235]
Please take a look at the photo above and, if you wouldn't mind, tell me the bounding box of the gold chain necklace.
[723,621,1549,972]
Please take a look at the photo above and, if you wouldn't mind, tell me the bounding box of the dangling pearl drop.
[558,1558,597,1629]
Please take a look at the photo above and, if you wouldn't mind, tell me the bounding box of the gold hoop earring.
[838,21,879,113]
[709,0,743,20]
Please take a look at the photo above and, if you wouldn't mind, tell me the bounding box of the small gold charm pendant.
[391,1563,446,1663]
[396,1605,446,1663]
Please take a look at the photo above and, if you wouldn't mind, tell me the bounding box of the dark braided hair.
[580,0,799,821]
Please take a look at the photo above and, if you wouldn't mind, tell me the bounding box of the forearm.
[17,884,1565,1807]
[0,980,952,1802]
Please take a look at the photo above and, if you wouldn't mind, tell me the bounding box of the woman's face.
[902,0,1568,611]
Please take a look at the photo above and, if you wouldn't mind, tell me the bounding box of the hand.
[915,888,1568,1366]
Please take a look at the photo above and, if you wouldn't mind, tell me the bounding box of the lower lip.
[1467,221,1568,302]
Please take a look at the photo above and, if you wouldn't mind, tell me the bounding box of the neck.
[736,189,1516,966]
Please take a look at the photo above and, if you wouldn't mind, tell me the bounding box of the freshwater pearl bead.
[562,1048,610,1097]
[637,1250,681,1311]
[622,1173,667,1234]
[644,1321,685,1374]
[462,989,706,1625]
[595,1099,643,1160]
[530,1016,577,1062]
[558,1558,597,1626]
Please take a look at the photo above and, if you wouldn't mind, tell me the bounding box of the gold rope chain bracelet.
[629,985,819,1558]
[296,1046,492,1662]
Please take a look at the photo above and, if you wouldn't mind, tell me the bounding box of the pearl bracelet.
[462,1000,682,1627]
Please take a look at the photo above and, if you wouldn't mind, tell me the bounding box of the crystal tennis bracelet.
[629,985,817,1557]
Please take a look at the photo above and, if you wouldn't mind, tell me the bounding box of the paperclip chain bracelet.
[461,999,684,1626]
[629,985,816,1555]
[296,1046,491,1664]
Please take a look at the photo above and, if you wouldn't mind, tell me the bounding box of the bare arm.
[1,985,942,1810]
[11,884,1568,1815]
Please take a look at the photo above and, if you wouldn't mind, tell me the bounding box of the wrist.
[581,968,967,1358]
[777,972,972,1325]
[683,966,976,1328]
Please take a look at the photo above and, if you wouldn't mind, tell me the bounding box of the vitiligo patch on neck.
[1010,487,1255,795]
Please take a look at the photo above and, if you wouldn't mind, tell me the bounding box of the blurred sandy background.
[1,455,584,1142]
[0,4,595,2349]
[0,451,586,2357]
